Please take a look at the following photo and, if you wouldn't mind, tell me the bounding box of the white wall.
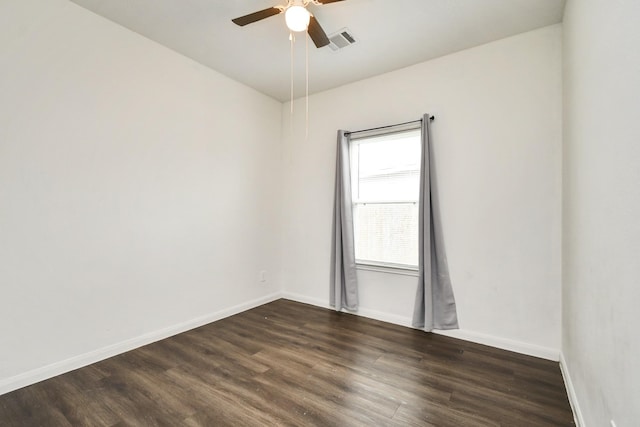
[562,0,640,425]
[0,0,282,392]
[282,25,563,359]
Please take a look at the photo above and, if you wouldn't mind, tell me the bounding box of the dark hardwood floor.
[0,299,574,426]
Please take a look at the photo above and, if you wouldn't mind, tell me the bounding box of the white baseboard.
[433,329,559,361]
[0,292,282,396]
[282,292,414,328]
[2,291,563,397]
[281,292,336,312]
[282,292,559,361]
[559,352,585,427]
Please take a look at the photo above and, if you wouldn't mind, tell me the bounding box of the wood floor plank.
[0,299,574,426]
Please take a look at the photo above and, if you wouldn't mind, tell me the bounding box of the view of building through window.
[350,128,421,268]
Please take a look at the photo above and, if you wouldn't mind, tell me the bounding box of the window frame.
[349,122,422,273]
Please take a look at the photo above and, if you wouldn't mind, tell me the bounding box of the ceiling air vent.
[328,28,356,51]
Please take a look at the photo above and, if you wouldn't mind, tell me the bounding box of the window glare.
[358,133,420,177]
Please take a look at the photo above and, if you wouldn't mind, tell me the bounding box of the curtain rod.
[344,116,434,136]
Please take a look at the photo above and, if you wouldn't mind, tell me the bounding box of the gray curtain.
[330,130,358,311]
[412,114,459,331]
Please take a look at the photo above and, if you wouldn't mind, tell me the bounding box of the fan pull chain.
[288,29,310,139]
[290,31,294,115]
[289,31,295,136]
[305,30,309,140]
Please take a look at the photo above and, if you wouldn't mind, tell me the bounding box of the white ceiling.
[69,0,566,102]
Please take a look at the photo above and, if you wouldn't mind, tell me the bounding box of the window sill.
[355,262,419,277]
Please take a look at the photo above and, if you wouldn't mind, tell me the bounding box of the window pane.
[356,131,421,202]
[353,202,419,267]
[359,170,420,201]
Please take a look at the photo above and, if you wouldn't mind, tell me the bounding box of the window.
[350,126,421,269]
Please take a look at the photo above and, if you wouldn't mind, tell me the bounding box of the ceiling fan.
[232,0,346,48]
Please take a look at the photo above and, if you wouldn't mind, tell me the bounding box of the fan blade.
[232,7,282,26]
[316,0,346,4]
[308,16,330,48]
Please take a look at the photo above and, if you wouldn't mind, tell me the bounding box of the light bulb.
[285,6,310,32]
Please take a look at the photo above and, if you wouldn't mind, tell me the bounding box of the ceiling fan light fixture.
[285,5,310,32]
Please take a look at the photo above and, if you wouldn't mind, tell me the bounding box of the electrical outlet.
[259,270,267,283]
